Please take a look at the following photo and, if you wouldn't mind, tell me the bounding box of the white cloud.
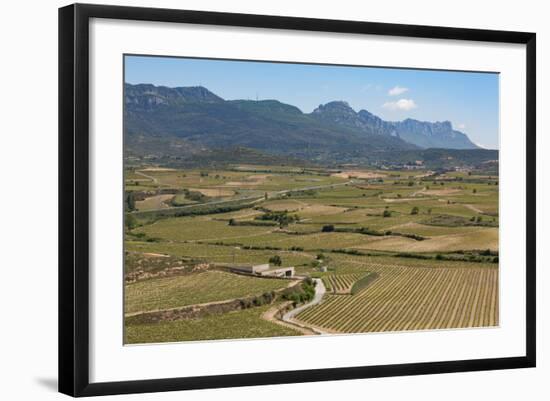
[457,123,466,130]
[388,86,409,96]
[382,98,417,111]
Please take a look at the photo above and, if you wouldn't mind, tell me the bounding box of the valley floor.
[124,165,499,344]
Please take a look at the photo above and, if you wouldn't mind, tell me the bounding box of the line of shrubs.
[238,291,276,309]
[255,210,300,227]
[237,279,318,310]
[350,273,379,295]
[173,203,253,218]
[280,278,316,306]
[228,219,278,227]
[322,225,425,241]
[397,252,498,264]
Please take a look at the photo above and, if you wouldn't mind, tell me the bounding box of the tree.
[383,210,391,218]
[125,214,138,230]
[255,211,298,227]
[125,192,136,211]
[269,255,282,266]
[411,206,419,215]
[473,188,477,194]
[322,224,335,232]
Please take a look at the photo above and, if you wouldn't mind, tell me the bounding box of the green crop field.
[125,241,314,266]
[125,304,301,344]
[125,270,290,314]
[134,217,272,242]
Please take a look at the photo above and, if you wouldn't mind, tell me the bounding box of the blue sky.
[125,55,499,149]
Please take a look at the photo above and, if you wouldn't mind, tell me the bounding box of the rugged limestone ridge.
[124,84,417,158]
[125,83,224,109]
[124,83,480,163]
[310,101,477,149]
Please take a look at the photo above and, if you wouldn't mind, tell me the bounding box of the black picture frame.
[59,3,536,397]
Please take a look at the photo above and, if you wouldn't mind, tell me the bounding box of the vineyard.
[125,304,301,344]
[296,265,498,333]
[322,273,368,294]
[125,270,289,314]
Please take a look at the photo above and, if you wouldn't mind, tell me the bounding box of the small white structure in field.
[260,266,295,278]
[229,263,294,278]
[229,263,269,274]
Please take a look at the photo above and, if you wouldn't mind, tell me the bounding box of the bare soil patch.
[135,194,174,210]
[139,167,176,172]
[142,252,170,258]
[225,174,270,187]
[419,188,462,196]
[331,170,386,179]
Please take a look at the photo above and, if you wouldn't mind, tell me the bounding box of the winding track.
[281,278,329,335]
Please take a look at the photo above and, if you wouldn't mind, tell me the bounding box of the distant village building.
[403,164,424,170]
[454,166,474,172]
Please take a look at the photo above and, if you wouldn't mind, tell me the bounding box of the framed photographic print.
[58,3,536,397]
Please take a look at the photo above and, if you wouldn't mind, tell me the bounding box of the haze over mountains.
[124,83,490,167]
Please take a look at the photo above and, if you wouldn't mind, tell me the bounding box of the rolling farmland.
[124,164,499,343]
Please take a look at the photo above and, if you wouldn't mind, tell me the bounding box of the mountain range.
[124,83,483,166]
